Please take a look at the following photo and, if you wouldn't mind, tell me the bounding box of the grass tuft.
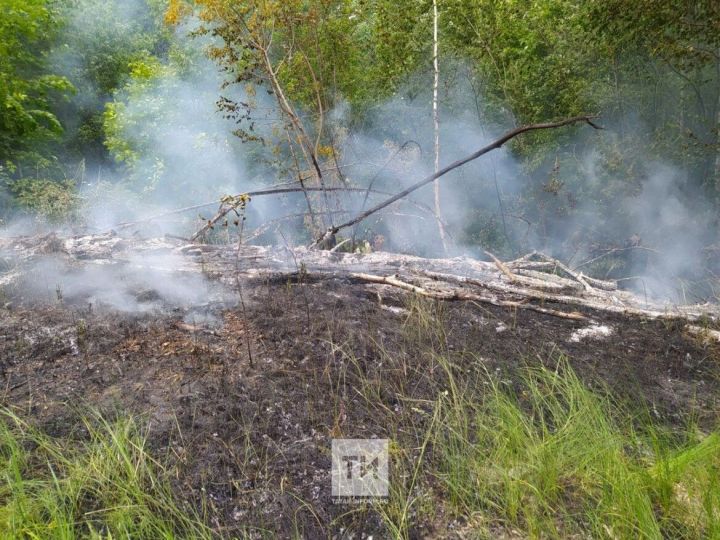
[0,410,214,539]
[432,359,720,538]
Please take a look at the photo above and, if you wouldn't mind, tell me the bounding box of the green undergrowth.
[0,410,213,539]
[428,361,720,538]
[371,354,720,538]
[366,297,720,538]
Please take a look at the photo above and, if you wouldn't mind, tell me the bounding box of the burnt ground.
[1,272,720,537]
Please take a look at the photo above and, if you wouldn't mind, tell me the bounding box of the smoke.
[0,1,256,311]
[329,76,525,258]
[1,1,717,308]
[329,73,717,301]
[13,252,228,313]
[531,125,718,302]
[620,163,714,300]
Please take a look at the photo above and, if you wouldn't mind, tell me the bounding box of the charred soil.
[2,266,720,537]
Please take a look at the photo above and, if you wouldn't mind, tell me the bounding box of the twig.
[574,245,661,270]
[192,199,244,242]
[234,211,254,368]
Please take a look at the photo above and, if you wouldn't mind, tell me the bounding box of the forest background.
[2,0,719,298]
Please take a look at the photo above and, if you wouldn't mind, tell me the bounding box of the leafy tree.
[0,0,73,169]
[0,0,75,219]
[52,0,172,164]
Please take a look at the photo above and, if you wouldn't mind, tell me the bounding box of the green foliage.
[53,0,173,162]
[7,177,79,221]
[0,409,214,538]
[0,0,74,165]
[102,55,168,168]
[101,42,250,199]
[431,360,720,537]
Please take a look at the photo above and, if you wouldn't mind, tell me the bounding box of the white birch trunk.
[433,0,449,254]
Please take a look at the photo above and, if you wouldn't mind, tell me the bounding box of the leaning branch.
[313,115,602,246]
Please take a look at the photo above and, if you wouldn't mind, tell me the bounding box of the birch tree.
[432,0,449,254]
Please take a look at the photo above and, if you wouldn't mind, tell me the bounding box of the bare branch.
[313,115,602,247]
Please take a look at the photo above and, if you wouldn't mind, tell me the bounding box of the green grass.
[429,360,720,538]
[0,410,214,539]
[365,297,720,538]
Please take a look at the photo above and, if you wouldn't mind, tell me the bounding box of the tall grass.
[433,360,720,538]
[366,297,720,538]
[0,410,214,539]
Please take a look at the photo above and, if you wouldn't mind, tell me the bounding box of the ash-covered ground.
[1,233,719,537]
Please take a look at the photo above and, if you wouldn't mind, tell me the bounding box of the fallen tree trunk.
[350,272,588,320]
[1,232,716,323]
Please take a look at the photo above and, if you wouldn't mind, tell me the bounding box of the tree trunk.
[433,0,449,254]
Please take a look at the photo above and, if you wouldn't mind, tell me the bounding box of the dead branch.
[313,115,601,247]
[191,198,245,242]
[110,184,440,236]
[485,250,516,282]
[512,268,580,287]
[506,252,617,291]
[5,232,717,323]
[190,183,451,242]
[418,268,703,320]
[240,211,350,243]
[533,253,594,291]
[508,251,538,265]
[352,272,439,296]
[350,272,587,320]
[190,186,382,242]
[582,275,618,292]
[507,261,556,271]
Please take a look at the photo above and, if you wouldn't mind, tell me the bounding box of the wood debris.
[0,232,718,323]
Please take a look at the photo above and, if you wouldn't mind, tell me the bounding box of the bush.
[7,178,79,222]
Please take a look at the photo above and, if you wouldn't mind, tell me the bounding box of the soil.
[2,263,720,537]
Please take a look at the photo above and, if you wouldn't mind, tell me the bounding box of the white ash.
[569,324,614,343]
